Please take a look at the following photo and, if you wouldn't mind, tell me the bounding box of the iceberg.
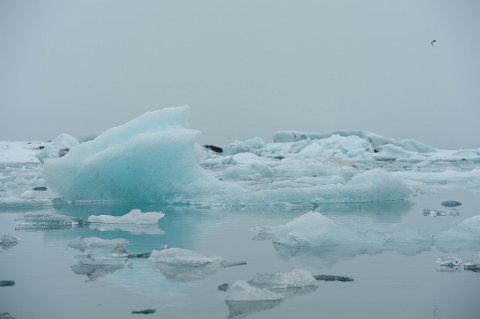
[68,236,129,252]
[464,258,480,272]
[87,209,165,225]
[43,106,226,202]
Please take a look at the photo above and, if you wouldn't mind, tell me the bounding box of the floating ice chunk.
[43,106,225,202]
[272,211,378,247]
[87,209,165,225]
[464,259,480,272]
[436,257,462,271]
[149,247,245,282]
[226,280,285,302]
[0,313,15,319]
[36,133,79,162]
[71,253,126,281]
[0,234,20,250]
[248,269,317,291]
[68,236,129,252]
[20,190,35,199]
[423,208,459,217]
[15,213,89,230]
[225,280,284,318]
[441,201,462,208]
[223,137,266,156]
[149,248,221,266]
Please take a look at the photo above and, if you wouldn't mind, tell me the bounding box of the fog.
[1,0,479,149]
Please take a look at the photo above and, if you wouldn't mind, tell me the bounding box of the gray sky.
[1,0,479,149]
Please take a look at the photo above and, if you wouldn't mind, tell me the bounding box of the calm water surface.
[1,189,479,319]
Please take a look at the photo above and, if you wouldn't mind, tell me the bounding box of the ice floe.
[71,253,127,281]
[149,247,246,282]
[253,212,480,264]
[68,236,129,252]
[87,209,165,225]
[43,106,226,202]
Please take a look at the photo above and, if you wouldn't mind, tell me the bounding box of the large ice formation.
[29,106,480,205]
[43,106,225,202]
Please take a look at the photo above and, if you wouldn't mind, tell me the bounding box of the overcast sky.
[1,0,479,149]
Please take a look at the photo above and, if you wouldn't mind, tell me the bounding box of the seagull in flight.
[430,39,437,47]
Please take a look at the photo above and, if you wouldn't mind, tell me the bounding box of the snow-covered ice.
[87,209,165,225]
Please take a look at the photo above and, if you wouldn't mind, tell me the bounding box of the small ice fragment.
[0,234,20,250]
[112,247,129,258]
[441,201,462,208]
[131,309,156,315]
[464,259,480,272]
[248,269,317,291]
[87,209,165,225]
[0,280,15,287]
[436,256,462,268]
[423,209,459,217]
[226,280,285,302]
[0,313,15,319]
[71,253,126,280]
[20,190,35,199]
[68,236,129,251]
[149,248,220,266]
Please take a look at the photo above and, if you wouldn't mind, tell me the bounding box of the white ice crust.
[87,209,165,225]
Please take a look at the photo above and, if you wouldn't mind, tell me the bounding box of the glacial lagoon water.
[1,189,479,319]
[1,109,480,318]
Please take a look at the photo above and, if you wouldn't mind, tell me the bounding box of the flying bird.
[430,40,437,47]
